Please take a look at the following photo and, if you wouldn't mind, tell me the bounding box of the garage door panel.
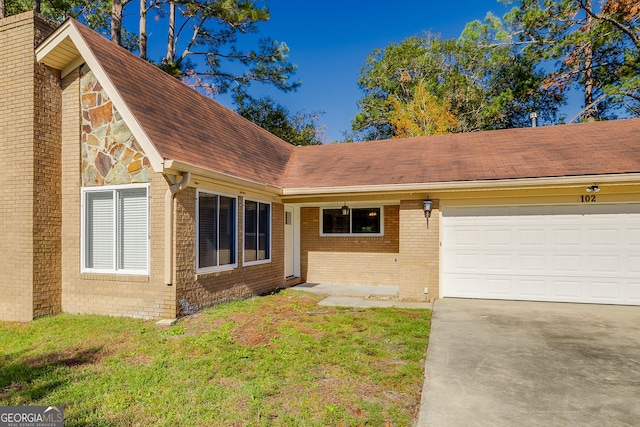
[553,229,582,246]
[486,277,512,297]
[589,255,619,273]
[628,228,640,246]
[590,228,620,246]
[553,254,581,273]
[519,229,546,245]
[518,254,546,272]
[486,229,511,246]
[442,204,640,306]
[449,252,481,271]
[591,281,621,301]
[629,256,640,273]
[628,282,640,301]
[486,254,512,272]
[518,278,547,298]
[550,279,582,299]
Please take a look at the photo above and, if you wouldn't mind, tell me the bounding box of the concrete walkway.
[290,283,431,310]
[417,298,640,427]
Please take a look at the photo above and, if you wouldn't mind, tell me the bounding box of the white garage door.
[441,204,640,305]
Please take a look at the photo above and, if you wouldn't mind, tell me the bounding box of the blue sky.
[221,0,514,142]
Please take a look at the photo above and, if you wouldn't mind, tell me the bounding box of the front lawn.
[0,290,431,426]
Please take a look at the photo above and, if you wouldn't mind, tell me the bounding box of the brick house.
[2,13,640,322]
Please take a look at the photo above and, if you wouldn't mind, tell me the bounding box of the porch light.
[586,185,600,193]
[341,204,349,216]
[423,199,433,228]
[423,200,433,218]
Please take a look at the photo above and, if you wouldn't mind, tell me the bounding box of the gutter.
[164,172,190,285]
[280,173,640,197]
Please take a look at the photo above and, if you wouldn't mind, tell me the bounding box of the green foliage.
[0,291,431,426]
[5,0,300,98]
[235,94,326,145]
[504,0,640,120]
[353,14,563,140]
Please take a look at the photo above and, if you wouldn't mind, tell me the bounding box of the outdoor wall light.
[586,185,600,193]
[341,204,349,216]
[423,199,433,218]
[423,199,433,228]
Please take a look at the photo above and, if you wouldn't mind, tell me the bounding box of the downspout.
[164,172,190,285]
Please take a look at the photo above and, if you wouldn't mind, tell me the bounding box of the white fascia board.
[281,173,640,197]
[36,22,165,173]
[163,159,283,196]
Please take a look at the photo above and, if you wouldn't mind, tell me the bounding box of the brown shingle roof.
[283,119,640,189]
[72,20,294,188]
[61,21,640,192]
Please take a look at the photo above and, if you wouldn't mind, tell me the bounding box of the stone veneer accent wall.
[62,68,175,319]
[80,65,151,186]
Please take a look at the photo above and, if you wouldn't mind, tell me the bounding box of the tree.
[6,0,300,99]
[234,95,325,146]
[388,81,460,137]
[504,0,640,121]
[353,14,563,140]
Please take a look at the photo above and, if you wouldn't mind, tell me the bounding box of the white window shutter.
[86,191,115,270]
[117,187,149,271]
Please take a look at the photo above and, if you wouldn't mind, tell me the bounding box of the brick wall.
[0,12,59,322]
[300,206,401,287]
[61,67,175,319]
[174,188,285,315]
[398,200,440,301]
[298,202,439,300]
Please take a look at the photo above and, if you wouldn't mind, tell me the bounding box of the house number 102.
[581,195,597,202]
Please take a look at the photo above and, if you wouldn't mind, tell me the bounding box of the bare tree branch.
[568,93,608,123]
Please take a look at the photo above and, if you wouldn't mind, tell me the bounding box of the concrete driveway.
[418,299,640,427]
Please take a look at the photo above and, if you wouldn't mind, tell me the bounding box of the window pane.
[244,200,257,262]
[323,209,349,234]
[198,193,218,268]
[117,188,148,271]
[86,191,114,269]
[219,196,236,265]
[352,208,381,233]
[258,203,270,260]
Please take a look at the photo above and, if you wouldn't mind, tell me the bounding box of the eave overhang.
[35,20,165,173]
[280,173,640,200]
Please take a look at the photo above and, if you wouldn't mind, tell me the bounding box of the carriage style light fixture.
[341,204,349,216]
[423,199,433,228]
[423,200,433,218]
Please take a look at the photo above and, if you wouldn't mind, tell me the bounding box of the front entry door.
[285,206,295,278]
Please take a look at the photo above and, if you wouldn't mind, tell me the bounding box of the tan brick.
[0,12,59,322]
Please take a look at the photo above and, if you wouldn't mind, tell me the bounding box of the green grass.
[0,290,431,426]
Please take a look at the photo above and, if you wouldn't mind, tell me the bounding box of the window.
[197,191,237,272]
[244,200,271,264]
[321,207,383,236]
[82,185,149,274]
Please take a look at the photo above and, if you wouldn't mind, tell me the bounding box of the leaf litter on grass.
[0,290,431,426]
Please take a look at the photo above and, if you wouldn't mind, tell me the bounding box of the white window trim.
[320,206,385,237]
[81,183,150,275]
[196,190,238,274]
[243,198,272,267]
